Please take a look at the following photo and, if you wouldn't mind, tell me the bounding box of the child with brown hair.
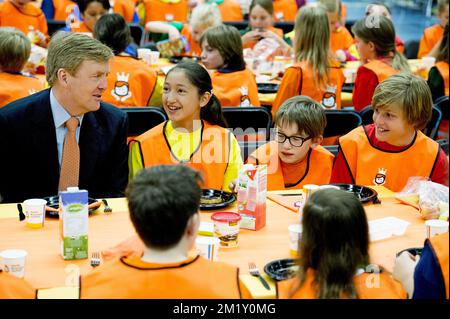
[247,95,334,190]
[331,73,449,192]
[418,0,449,58]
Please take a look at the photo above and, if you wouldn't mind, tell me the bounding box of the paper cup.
[288,224,302,257]
[148,51,160,66]
[425,219,449,238]
[196,236,220,261]
[0,249,27,278]
[23,198,46,228]
[303,184,320,202]
[137,48,152,65]
[211,212,241,248]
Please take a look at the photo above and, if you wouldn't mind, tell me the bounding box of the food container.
[211,212,242,248]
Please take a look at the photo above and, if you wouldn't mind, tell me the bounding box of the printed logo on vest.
[111,72,132,102]
[239,86,251,107]
[373,168,387,186]
[275,11,284,21]
[322,84,337,109]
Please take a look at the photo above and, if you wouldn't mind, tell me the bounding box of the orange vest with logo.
[248,141,334,190]
[363,59,399,84]
[273,0,298,22]
[80,255,243,298]
[70,21,92,33]
[418,24,444,58]
[210,69,260,107]
[429,232,449,299]
[113,0,136,23]
[435,61,449,96]
[0,271,35,299]
[0,72,45,108]
[218,0,243,22]
[143,0,189,23]
[0,1,48,37]
[272,59,344,117]
[277,268,406,299]
[180,24,201,57]
[243,26,284,49]
[330,26,354,52]
[53,0,77,20]
[103,55,157,107]
[339,126,440,192]
[133,121,230,189]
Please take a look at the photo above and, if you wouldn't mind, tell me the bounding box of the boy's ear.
[310,135,323,148]
[367,41,376,52]
[185,213,200,237]
[199,91,212,109]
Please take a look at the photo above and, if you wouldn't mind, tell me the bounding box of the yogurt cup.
[211,212,242,248]
[288,224,302,257]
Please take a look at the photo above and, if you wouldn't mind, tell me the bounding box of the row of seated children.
[1,165,447,299]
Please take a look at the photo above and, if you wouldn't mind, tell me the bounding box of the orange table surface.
[0,196,426,290]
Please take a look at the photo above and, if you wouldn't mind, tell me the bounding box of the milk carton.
[59,187,89,260]
[237,164,267,230]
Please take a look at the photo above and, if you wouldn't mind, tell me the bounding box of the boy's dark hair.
[166,61,228,127]
[126,165,203,249]
[77,0,111,14]
[94,13,131,55]
[293,188,370,299]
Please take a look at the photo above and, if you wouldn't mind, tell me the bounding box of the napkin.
[239,274,276,299]
[101,235,145,262]
[266,194,299,212]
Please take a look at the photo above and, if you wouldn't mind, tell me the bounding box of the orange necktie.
[58,117,80,192]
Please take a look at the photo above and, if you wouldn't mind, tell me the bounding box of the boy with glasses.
[247,96,334,190]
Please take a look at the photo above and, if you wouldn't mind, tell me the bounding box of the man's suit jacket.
[0,89,129,203]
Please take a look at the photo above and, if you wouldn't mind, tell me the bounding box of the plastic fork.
[90,252,101,268]
[248,262,270,290]
[102,199,112,213]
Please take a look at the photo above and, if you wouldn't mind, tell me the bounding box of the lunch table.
[0,187,428,294]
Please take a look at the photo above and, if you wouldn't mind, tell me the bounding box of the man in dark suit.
[0,32,129,203]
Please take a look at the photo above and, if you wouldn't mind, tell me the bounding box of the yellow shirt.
[129,120,243,191]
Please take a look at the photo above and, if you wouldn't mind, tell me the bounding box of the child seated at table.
[277,188,407,299]
[200,24,260,107]
[247,96,334,190]
[0,27,45,108]
[0,270,35,299]
[80,165,248,298]
[272,0,298,22]
[94,13,161,107]
[272,3,345,116]
[128,61,243,192]
[206,0,243,22]
[141,0,189,25]
[351,15,410,111]
[63,0,110,33]
[418,0,449,58]
[428,23,449,102]
[331,73,449,192]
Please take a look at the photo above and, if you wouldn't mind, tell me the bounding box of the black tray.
[396,247,423,257]
[257,83,279,94]
[264,258,299,281]
[44,196,100,218]
[169,55,200,64]
[199,189,236,210]
[329,184,380,204]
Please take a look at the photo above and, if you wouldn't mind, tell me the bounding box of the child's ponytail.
[200,94,228,127]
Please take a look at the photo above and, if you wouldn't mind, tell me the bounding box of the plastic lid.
[211,212,242,223]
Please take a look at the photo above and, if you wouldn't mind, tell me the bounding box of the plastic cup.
[425,219,449,238]
[23,198,46,228]
[0,249,27,278]
[148,51,160,66]
[195,236,220,261]
[303,184,320,202]
[137,48,152,65]
[288,224,302,257]
[211,212,242,248]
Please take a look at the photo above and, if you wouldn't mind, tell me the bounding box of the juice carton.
[237,164,267,230]
[59,187,89,260]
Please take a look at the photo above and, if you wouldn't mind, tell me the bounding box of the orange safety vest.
[210,69,260,107]
[143,0,189,23]
[113,0,137,23]
[435,61,449,96]
[70,21,92,33]
[0,271,35,299]
[330,26,354,53]
[273,0,298,22]
[0,72,45,108]
[339,126,440,192]
[272,59,344,117]
[429,232,449,299]
[363,59,399,83]
[277,268,406,299]
[248,141,334,190]
[418,24,444,58]
[218,0,243,22]
[133,121,231,189]
[53,0,77,20]
[103,55,157,107]
[0,1,48,37]
[180,24,201,57]
[243,26,284,49]
[80,255,243,298]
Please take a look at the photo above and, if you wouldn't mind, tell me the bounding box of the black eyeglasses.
[275,132,311,147]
